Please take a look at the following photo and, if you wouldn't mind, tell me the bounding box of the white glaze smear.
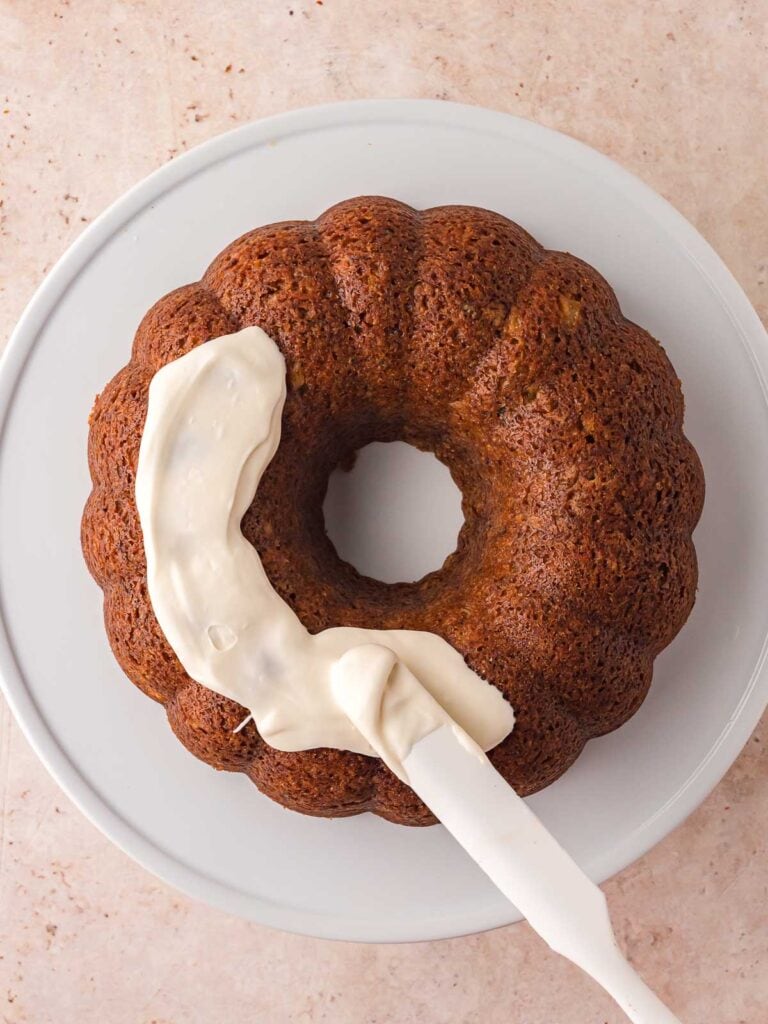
[136,327,515,777]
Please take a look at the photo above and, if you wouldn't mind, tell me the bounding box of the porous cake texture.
[82,197,704,825]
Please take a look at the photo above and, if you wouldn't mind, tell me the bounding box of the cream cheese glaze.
[330,644,486,780]
[135,327,515,776]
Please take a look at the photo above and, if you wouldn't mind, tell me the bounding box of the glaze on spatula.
[332,646,682,1024]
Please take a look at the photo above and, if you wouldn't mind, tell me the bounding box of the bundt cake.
[82,196,704,826]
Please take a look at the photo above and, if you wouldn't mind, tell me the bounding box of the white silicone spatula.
[333,658,682,1024]
[403,726,681,1024]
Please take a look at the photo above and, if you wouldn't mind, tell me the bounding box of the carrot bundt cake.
[82,196,704,825]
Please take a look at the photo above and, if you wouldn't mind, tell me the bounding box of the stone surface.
[0,1,766,1021]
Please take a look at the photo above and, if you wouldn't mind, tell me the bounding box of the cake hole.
[323,442,464,583]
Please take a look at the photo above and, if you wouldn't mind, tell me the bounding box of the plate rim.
[1,98,767,943]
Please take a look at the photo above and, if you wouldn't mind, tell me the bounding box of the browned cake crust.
[82,196,704,826]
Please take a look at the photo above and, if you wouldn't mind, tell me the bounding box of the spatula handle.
[403,726,681,1024]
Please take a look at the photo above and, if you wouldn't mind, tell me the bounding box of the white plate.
[1,100,767,943]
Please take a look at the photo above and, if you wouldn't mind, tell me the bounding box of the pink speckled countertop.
[1,2,766,1022]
